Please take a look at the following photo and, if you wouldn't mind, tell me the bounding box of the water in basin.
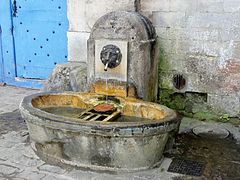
[41,106,152,122]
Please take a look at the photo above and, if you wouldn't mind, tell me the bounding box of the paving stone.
[0,164,21,175]
[0,131,26,148]
[0,86,39,114]
[41,174,69,180]
[38,164,66,174]
[16,171,46,180]
[11,144,39,160]
[0,111,27,135]
[0,86,239,179]
[132,169,156,180]
[0,145,39,165]
[0,177,8,180]
[133,177,150,180]
[90,174,133,180]
[11,155,44,168]
[0,147,12,161]
[66,169,97,180]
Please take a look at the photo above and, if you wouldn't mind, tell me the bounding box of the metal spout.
[104,62,109,71]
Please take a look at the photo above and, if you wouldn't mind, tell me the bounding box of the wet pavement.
[0,86,240,180]
[166,133,240,179]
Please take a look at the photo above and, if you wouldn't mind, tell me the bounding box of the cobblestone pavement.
[1,86,239,180]
[0,112,180,180]
[0,86,183,180]
[0,86,40,114]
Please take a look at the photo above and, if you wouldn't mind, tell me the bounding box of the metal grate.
[167,158,205,176]
[173,74,186,90]
[78,107,120,122]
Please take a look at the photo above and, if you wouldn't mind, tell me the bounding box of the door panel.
[13,0,68,79]
[0,0,17,81]
[0,26,3,82]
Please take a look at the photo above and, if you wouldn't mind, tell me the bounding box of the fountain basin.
[19,92,180,171]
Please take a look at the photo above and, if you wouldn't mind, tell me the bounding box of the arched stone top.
[90,11,156,41]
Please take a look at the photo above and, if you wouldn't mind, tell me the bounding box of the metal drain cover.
[167,158,205,176]
[193,125,229,139]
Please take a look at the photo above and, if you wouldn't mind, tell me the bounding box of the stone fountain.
[19,11,180,172]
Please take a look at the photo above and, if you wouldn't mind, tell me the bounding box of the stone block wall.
[140,0,240,117]
[67,0,137,62]
[66,0,240,117]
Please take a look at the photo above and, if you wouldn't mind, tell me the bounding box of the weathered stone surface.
[193,124,229,139]
[207,94,240,116]
[0,131,27,148]
[16,171,46,180]
[66,0,240,117]
[170,0,198,12]
[0,86,39,114]
[67,0,136,32]
[179,117,240,143]
[38,164,66,174]
[67,0,90,32]
[141,0,169,12]
[0,85,240,178]
[0,164,21,175]
[153,12,186,28]
[20,91,179,171]
[66,169,96,180]
[11,154,44,168]
[88,11,158,101]
[198,0,224,13]
[67,32,90,63]
[69,63,88,92]
[41,174,68,180]
[44,62,87,92]
[223,0,240,12]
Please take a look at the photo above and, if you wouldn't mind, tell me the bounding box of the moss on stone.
[159,48,170,72]
[158,89,228,122]
[159,89,186,110]
[179,111,194,118]
[157,46,236,123]
[193,111,219,121]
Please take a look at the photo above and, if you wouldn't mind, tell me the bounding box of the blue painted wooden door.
[12,0,68,79]
[0,26,3,82]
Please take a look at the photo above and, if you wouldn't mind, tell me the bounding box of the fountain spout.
[100,44,122,71]
[104,61,109,71]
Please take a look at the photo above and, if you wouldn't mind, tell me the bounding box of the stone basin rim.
[20,92,179,129]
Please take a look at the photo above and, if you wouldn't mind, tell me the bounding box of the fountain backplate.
[88,11,158,101]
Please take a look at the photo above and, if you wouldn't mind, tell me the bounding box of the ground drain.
[167,158,205,176]
[193,125,229,139]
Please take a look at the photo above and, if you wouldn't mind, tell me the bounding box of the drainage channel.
[168,158,205,177]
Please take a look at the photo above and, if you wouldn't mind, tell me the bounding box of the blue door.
[0,0,68,88]
[12,0,68,80]
[0,26,3,82]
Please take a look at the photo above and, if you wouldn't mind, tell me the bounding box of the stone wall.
[66,0,240,117]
